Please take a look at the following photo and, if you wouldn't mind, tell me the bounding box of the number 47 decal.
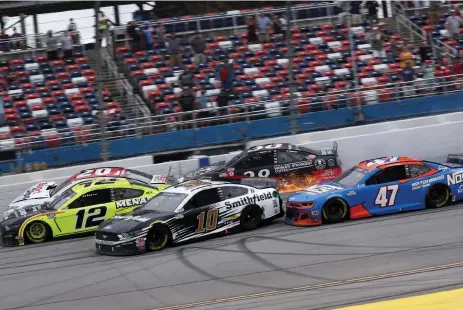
[375,185,399,207]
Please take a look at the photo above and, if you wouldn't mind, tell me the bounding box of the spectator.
[365,1,379,24]
[399,47,414,68]
[196,89,211,121]
[256,13,272,43]
[190,32,206,65]
[389,39,402,62]
[167,34,182,67]
[422,60,435,91]
[272,15,284,41]
[246,16,258,43]
[371,27,387,58]
[0,30,10,52]
[401,60,416,97]
[61,32,74,59]
[418,41,432,63]
[216,59,235,91]
[68,18,79,44]
[10,27,22,50]
[445,10,462,40]
[349,1,362,26]
[142,22,154,50]
[179,86,195,127]
[45,30,58,61]
[279,14,288,38]
[98,11,113,47]
[335,0,350,27]
[216,88,231,120]
[126,20,142,52]
[154,23,166,49]
[428,1,441,25]
[178,66,195,88]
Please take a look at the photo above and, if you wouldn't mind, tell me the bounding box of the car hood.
[288,182,350,202]
[182,161,227,181]
[98,210,175,233]
[9,182,56,209]
[3,203,47,221]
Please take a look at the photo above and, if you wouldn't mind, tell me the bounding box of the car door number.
[375,185,399,207]
[244,169,270,178]
[248,144,283,152]
[75,206,108,230]
[195,209,219,233]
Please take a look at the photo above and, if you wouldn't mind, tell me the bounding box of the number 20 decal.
[375,185,399,207]
[75,206,108,230]
[244,169,270,178]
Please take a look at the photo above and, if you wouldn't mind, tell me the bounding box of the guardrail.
[2,72,462,153]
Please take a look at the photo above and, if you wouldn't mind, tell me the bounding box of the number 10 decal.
[196,209,219,233]
[375,185,399,207]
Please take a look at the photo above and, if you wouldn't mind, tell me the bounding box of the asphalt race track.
[1,198,463,310]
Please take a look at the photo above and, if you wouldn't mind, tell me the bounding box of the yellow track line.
[152,261,463,310]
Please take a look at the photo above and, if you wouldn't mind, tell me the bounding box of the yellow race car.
[0,167,177,246]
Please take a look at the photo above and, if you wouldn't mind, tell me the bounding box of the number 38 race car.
[285,156,463,226]
[94,178,283,255]
[0,167,177,246]
[182,142,342,193]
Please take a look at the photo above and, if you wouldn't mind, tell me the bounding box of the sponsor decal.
[366,157,399,167]
[115,196,152,209]
[306,155,316,160]
[327,193,343,199]
[447,170,463,185]
[458,185,463,194]
[224,192,273,209]
[150,175,167,184]
[438,166,449,171]
[95,239,117,245]
[112,215,151,222]
[103,225,113,230]
[47,214,56,219]
[412,175,445,190]
[327,159,336,167]
[275,161,313,173]
[305,184,343,194]
[136,237,146,250]
[347,191,356,196]
[311,210,319,216]
[314,159,327,170]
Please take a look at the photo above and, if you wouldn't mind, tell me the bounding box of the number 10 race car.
[94,178,283,255]
[0,167,176,246]
[285,156,463,226]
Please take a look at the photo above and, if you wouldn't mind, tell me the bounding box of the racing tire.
[426,184,450,209]
[240,205,263,231]
[322,199,348,224]
[146,225,170,251]
[25,221,51,244]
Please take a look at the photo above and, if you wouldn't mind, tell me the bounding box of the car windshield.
[226,153,245,167]
[138,192,188,213]
[48,188,77,210]
[334,167,369,186]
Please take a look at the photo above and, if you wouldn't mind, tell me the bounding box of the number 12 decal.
[75,206,108,229]
[375,185,399,207]
[196,209,219,233]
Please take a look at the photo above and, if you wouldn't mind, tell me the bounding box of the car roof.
[356,156,424,171]
[71,178,134,192]
[167,179,241,194]
[244,143,320,155]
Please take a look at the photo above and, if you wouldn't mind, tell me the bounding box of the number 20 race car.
[182,142,342,193]
[0,167,176,246]
[94,178,283,255]
[285,156,463,226]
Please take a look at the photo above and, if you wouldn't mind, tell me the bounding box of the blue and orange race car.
[285,156,463,226]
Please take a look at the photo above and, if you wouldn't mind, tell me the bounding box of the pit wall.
[1,91,462,175]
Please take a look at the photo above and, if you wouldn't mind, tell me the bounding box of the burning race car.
[182,142,342,193]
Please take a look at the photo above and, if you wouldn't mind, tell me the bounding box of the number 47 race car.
[0,167,177,246]
[285,156,463,226]
[94,178,284,255]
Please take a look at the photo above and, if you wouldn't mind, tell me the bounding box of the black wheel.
[426,185,450,208]
[240,206,263,231]
[146,225,170,251]
[322,199,348,224]
[25,222,50,243]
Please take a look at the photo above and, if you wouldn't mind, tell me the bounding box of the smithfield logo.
[447,170,463,185]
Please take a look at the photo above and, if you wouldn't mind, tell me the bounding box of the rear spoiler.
[320,141,338,156]
[150,167,180,186]
[240,177,278,189]
[445,154,463,167]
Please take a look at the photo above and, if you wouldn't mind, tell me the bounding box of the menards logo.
[116,196,152,208]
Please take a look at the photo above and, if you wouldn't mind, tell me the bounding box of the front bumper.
[0,226,21,246]
[284,207,322,226]
[95,234,147,256]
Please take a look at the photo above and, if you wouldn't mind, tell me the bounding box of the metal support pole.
[114,5,120,26]
[348,27,362,120]
[286,1,298,135]
[94,1,109,162]
[19,13,26,37]
[33,14,40,48]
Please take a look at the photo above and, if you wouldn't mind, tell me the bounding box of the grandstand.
[0,1,462,174]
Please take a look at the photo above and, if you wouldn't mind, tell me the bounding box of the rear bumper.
[284,208,322,226]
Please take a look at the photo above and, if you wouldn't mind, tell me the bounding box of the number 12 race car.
[182,143,342,193]
[0,167,176,246]
[285,156,463,226]
[94,178,283,255]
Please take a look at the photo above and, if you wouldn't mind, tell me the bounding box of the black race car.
[182,142,342,193]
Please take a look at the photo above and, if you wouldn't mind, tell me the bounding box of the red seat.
[4,108,16,114]
[52,90,65,97]
[140,63,154,70]
[164,94,179,102]
[75,105,89,112]
[79,87,93,94]
[43,97,55,104]
[14,100,27,108]
[82,69,96,77]
[105,101,119,109]
[25,93,38,100]
[46,80,60,87]
[51,60,64,67]
[10,59,24,66]
[124,58,138,65]
[15,71,28,77]
[148,91,161,100]
[10,125,25,134]
[133,51,145,57]
[131,70,144,77]
[5,113,19,121]
[62,83,76,89]
[36,56,48,63]
[69,94,83,101]
[72,99,86,107]
[50,114,65,121]
[215,36,226,42]
[31,104,45,111]
[245,97,259,103]
[66,65,78,72]
[20,83,34,89]
[116,46,129,54]
[75,57,89,64]
[155,102,169,110]
[44,134,61,148]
